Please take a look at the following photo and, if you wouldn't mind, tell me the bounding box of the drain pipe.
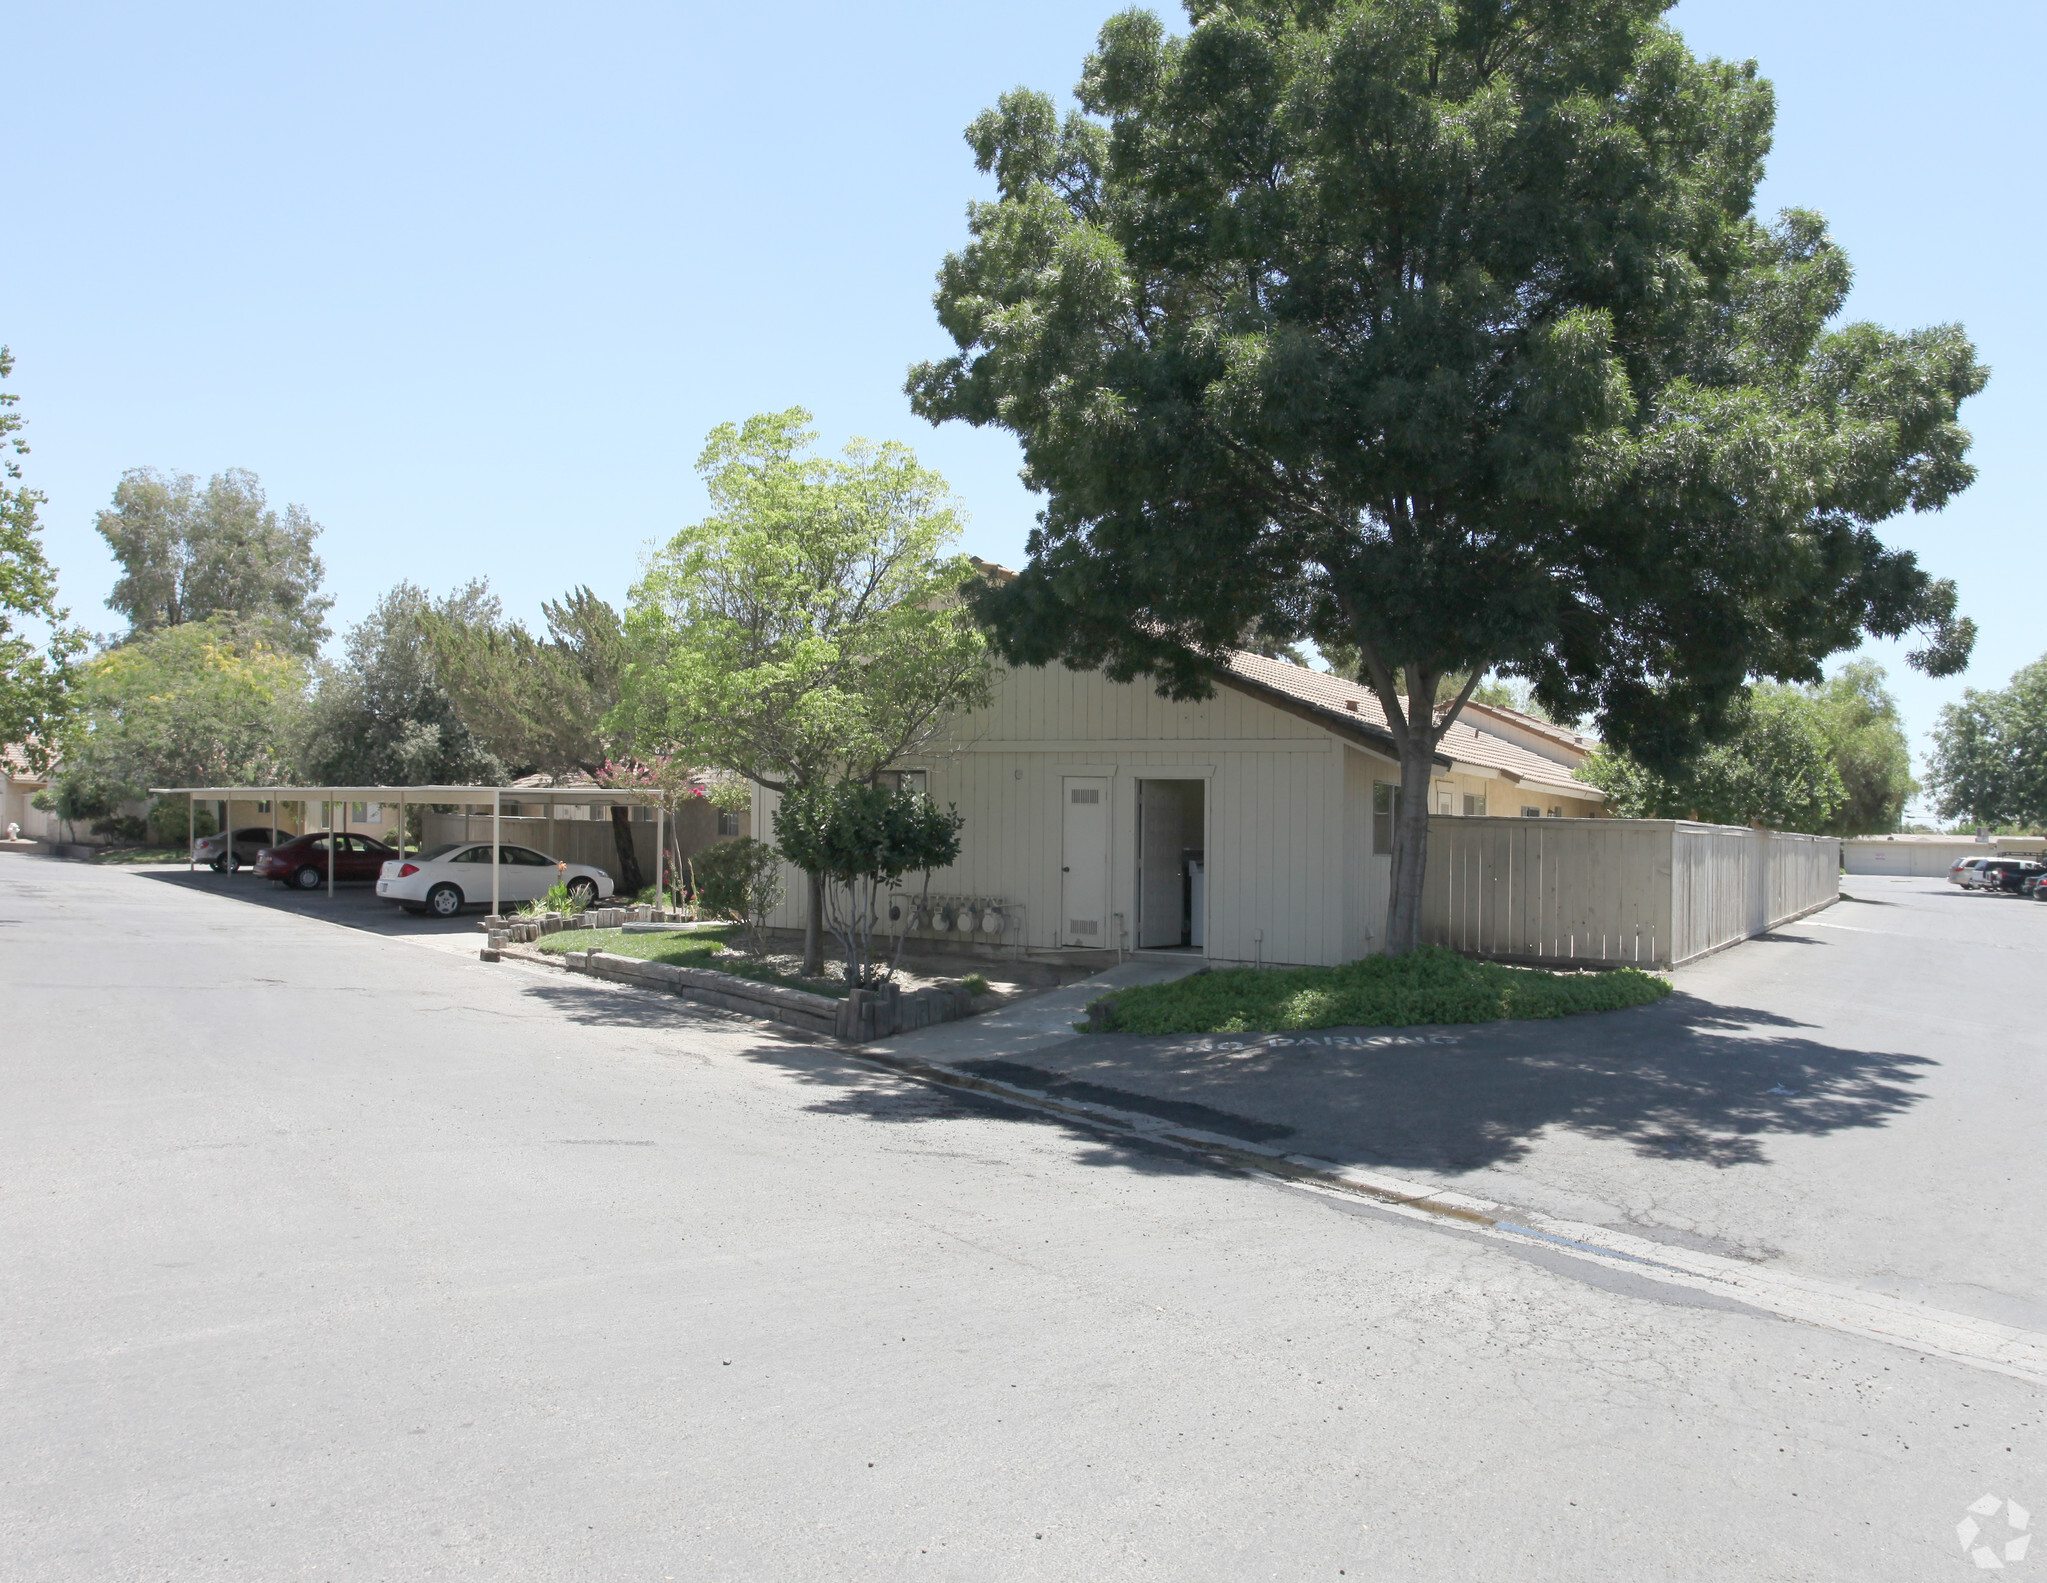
[1254,928,1264,971]
[1113,911,1125,966]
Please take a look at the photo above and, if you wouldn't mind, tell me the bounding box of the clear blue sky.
[6,2,2039,813]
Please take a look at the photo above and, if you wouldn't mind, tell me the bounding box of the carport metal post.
[327,796,335,899]
[397,792,406,862]
[654,796,665,907]
[491,790,501,918]
[188,801,196,872]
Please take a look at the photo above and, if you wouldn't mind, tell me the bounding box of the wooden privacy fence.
[1421,817,1841,969]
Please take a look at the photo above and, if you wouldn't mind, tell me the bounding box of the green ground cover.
[1087,946,1670,1035]
[89,846,193,865]
[535,925,851,999]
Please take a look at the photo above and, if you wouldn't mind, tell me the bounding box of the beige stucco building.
[755,652,1603,969]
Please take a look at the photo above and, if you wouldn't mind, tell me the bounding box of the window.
[1372,782,1400,855]
[1521,806,1543,819]
[504,847,555,866]
[349,801,381,824]
[255,800,271,814]
[1464,792,1488,818]
[878,769,929,798]
[1546,806,1564,818]
[1435,781,1455,815]
[716,809,741,837]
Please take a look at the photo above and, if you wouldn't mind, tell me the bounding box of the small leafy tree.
[1576,687,1845,830]
[58,617,305,801]
[295,581,504,786]
[616,409,996,974]
[32,775,119,843]
[0,346,86,766]
[146,795,218,846]
[772,782,964,987]
[688,836,785,957]
[427,585,646,894]
[1810,661,1916,836]
[1927,657,2047,831]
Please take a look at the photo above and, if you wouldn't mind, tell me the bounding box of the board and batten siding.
[1420,816,1840,968]
[753,661,1381,967]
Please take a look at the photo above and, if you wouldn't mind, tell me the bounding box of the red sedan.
[253,832,400,890]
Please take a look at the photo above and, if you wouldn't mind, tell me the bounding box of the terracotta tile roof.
[1215,651,1603,801]
[961,561,1599,801]
[1458,698,1594,755]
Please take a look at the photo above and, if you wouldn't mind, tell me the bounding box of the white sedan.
[376,842,615,917]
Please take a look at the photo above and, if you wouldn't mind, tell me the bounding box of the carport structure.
[151,783,672,916]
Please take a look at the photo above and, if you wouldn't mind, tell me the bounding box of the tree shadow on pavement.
[962,991,1933,1175]
[510,966,1930,1180]
[514,975,1234,1179]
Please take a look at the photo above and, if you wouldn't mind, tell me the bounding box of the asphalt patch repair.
[954,1058,1297,1144]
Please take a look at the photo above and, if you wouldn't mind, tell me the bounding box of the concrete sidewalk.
[876,877,2047,1333]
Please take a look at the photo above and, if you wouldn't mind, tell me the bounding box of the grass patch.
[535,925,851,999]
[89,846,192,865]
[1088,945,1671,1035]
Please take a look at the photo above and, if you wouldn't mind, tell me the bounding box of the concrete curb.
[495,942,844,1036]
[842,1045,2047,1386]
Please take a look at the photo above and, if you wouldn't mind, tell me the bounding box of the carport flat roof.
[150,783,666,805]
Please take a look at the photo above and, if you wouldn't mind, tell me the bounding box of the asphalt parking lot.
[885,874,2047,1331]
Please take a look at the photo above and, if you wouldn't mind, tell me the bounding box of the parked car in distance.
[193,826,286,872]
[2022,872,2047,901]
[1974,858,2045,894]
[1948,856,1995,887]
[376,842,614,918]
[253,832,400,890]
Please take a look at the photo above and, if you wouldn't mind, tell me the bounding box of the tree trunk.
[1383,737,1437,956]
[608,804,645,896]
[802,869,825,977]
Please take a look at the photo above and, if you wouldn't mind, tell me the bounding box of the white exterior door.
[1061,776,1109,947]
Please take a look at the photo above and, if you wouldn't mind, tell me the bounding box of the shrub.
[1087,946,1671,1035]
[517,881,587,919]
[773,781,964,987]
[89,814,150,843]
[689,836,784,957]
[148,797,217,845]
[960,972,990,997]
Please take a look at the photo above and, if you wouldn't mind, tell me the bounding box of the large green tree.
[1927,658,2047,832]
[1810,659,1915,836]
[426,585,646,893]
[910,0,1981,953]
[295,581,505,787]
[95,467,332,655]
[1576,685,1845,830]
[0,347,85,768]
[616,409,995,973]
[57,617,306,802]
[1574,661,1912,834]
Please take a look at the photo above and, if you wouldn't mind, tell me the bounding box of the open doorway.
[1135,778,1206,952]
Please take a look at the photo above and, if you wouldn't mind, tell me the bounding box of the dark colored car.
[193,826,287,872]
[1974,858,2045,895]
[253,831,400,890]
[2023,872,2047,901]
